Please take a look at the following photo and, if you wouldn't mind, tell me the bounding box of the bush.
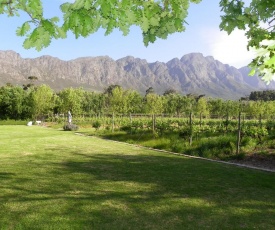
[63,124,79,131]
[170,138,185,153]
[241,136,257,152]
[184,135,237,159]
[92,120,101,130]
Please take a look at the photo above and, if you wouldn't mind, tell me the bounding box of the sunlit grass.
[0,126,274,229]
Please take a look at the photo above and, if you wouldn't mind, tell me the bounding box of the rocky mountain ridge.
[0,50,274,99]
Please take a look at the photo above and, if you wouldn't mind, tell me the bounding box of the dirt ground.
[229,151,275,172]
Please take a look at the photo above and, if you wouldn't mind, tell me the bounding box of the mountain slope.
[0,50,274,99]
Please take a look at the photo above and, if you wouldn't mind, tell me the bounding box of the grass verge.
[0,126,274,229]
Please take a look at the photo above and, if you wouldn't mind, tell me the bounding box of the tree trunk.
[236,111,241,154]
[189,112,193,146]
[112,112,115,133]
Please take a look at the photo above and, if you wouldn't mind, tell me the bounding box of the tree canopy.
[1,0,274,81]
[0,0,201,50]
[219,0,275,83]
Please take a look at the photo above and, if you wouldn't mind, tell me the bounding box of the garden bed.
[229,151,275,171]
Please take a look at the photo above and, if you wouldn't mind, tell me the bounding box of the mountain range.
[0,50,274,100]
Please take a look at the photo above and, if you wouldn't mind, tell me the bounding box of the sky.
[0,0,255,68]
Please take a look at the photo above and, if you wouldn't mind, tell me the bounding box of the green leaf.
[16,22,31,36]
[149,17,159,27]
[73,0,85,10]
[41,20,55,34]
[50,17,60,23]
[141,17,149,32]
[23,37,33,50]
[248,68,256,76]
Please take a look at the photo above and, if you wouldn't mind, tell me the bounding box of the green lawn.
[0,126,274,229]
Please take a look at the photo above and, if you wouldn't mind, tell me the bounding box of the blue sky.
[0,0,254,68]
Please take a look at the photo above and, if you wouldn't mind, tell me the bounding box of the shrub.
[92,120,101,130]
[120,125,132,133]
[63,124,79,131]
[240,136,257,152]
[228,152,246,160]
[170,138,185,153]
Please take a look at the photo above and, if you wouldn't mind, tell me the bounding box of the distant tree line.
[1,83,275,121]
[248,90,275,102]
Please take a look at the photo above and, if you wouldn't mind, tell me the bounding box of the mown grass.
[0,126,275,229]
[0,119,28,125]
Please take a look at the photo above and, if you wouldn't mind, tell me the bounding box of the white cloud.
[201,28,255,68]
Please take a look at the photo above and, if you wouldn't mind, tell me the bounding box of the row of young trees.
[1,83,275,120]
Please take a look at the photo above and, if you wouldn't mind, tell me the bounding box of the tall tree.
[163,88,178,96]
[29,84,54,119]
[195,97,209,117]
[23,76,39,90]
[144,93,164,114]
[82,91,106,116]
[245,100,265,118]
[249,90,275,101]
[0,85,29,119]
[163,93,188,116]
[124,90,143,114]
[108,86,127,114]
[145,87,155,96]
[223,100,239,118]
[208,98,224,118]
[58,87,85,115]
[104,84,122,96]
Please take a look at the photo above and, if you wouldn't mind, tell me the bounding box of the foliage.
[0,0,201,50]
[29,84,54,119]
[82,91,106,115]
[208,98,225,118]
[2,0,274,80]
[88,114,275,159]
[0,84,31,119]
[163,88,178,95]
[144,93,164,114]
[104,84,122,95]
[23,76,38,90]
[3,84,275,122]
[63,123,79,131]
[249,90,275,101]
[245,100,261,116]
[58,87,85,115]
[145,86,155,95]
[163,94,193,116]
[124,90,143,113]
[249,40,275,83]
[92,120,101,130]
[108,86,127,114]
[195,97,209,117]
[184,135,237,158]
[219,0,275,81]
[242,125,268,142]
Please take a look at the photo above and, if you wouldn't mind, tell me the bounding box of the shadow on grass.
[0,172,15,179]
[1,145,275,229]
